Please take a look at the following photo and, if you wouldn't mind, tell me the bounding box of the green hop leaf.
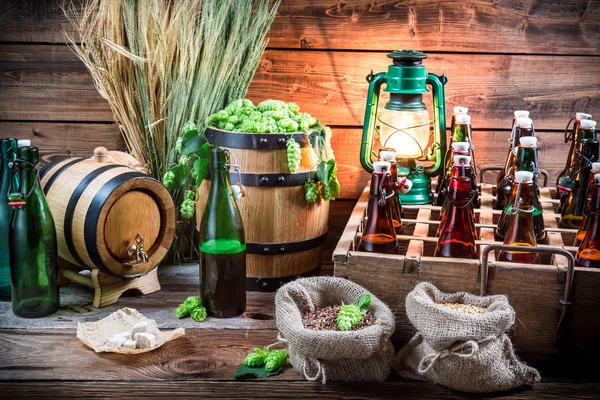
[234,364,280,380]
[355,294,372,315]
[286,138,302,173]
[243,346,269,367]
[317,159,340,201]
[337,304,362,331]
[304,179,319,203]
[264,349,288,372]
[191,306,207,322]
[175,304,189,319]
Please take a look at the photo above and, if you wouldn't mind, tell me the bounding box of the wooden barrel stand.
[197,128,330,291]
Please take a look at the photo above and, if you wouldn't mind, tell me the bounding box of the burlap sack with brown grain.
[394,282,540,393]
[275,276,396,383]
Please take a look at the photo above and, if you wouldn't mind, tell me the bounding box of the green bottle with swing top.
[0,138,18,301]
[9,146,59,317]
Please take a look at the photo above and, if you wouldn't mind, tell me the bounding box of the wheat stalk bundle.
[63,0,279,261]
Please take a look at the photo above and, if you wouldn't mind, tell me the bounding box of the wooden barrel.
[40,147,175,278]
[196,128,329,291]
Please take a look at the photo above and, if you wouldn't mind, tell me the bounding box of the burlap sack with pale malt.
[394,282,540,393]
[275,276,395,383]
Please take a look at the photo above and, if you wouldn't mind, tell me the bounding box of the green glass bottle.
[557,113,593,193]
[9,146,59,317]
[199,148,246,318]
[1,138,18,301]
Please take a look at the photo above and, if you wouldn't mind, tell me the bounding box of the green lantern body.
[361,50,447,205]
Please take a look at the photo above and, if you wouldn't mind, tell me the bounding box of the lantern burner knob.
[388,50,428,67]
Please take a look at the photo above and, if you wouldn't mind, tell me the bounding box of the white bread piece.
[131,321,149,337]
[134,332,157,349]
[122,340,137,350]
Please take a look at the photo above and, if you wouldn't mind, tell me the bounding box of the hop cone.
[183,296,202,310]
[304,180,318,203]
[191,306,207,322]
[244,347,268,367]
[264,349,289,372]
[337,304,362,331]
[286,138,302,173]
[257,99,285,112]
[175,304,189,319]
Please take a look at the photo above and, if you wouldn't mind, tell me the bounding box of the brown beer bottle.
[496,116,535,210]
[574,162,600,245]
[576,173,600,268]
[436,113,473,206]
[379,149,403,232]
[560,129,599,228]
[360,161,397,253]
[437,151,475,235]
[557,112,593,191]
[496,136,545,242]
[434,155,478,259]
[497,171,541,264]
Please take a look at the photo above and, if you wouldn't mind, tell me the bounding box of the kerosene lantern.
[360,50,447,205]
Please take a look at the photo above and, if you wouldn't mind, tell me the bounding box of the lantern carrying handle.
[423,73,447,178]
[480,243,574,350]
[360,71,387,173]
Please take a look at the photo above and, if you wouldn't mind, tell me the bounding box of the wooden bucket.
[197,127,330,291]
[40,147,175,278]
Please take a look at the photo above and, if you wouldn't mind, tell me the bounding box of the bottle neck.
[576,126,596,142]
[590,183,600,211]
[515,146,538,172]
[513,126,533,147]
[511,181,535,210]
[16,165,37,196]
[452,124,469,143]
[370,172,386,197]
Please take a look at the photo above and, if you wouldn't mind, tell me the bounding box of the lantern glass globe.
[377,108,430,159]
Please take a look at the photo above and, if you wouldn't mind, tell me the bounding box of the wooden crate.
[333,183,600,360]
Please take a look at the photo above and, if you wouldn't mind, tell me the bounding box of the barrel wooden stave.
[196,131,330,281]
[41,157,175,277]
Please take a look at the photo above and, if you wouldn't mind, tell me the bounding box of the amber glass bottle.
[557,112,593,190]
[495,111,530,195]
[360,162,397,253]
[437,153,475,235]
[496,136,545,242]
[379,149,403,232]
[574,163,600,245]
[435,156,478,259]
[436,113,473,207]
[560,134,599,229]
[496,117,535,210]
[576,174,600,268]
[497,171,541,264]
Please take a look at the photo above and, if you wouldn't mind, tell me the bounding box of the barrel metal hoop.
[205,127,311,149]
[63,164,124,267]
[246,266,321,292]
[206,171,318,187]
[42,158,84,194]
[246,230,328,255]
[84,172,146,274]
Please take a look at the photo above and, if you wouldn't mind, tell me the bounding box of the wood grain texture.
[2,380,600,400]
[2,0,600,56]
[2,45,600,130]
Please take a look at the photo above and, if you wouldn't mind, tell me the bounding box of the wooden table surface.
[1,264,599,399]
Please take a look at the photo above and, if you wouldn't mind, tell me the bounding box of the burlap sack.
[275,276,395,383]
[394,282,541,393]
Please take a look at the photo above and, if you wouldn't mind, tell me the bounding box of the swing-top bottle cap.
[455,114,471,125]
[514,171,534,183]
[452,142,470,153]
[516,117,533,128]
[519,136,537,147]
[514,110,529,118]
[592,162,600,173]
[453,106,468,115]
[595,173,600,183]
[379,150,396,162]
[17,139,31,147]
[576,112,592,121]
[453,155,471,166]
[373,161,391,173]
[580,119,596,129]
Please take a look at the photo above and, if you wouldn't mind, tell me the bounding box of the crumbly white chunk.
[122,340,137,349]
[134,332,156,349]
[106,336,126,348]
[112,331,132,341]
[131,321,149,337]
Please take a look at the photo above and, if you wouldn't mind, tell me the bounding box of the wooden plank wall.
[1,0,599,201]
